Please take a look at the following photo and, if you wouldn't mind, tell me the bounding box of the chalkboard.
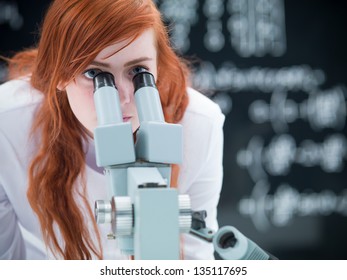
[157,0,347,260]
[1,0,347,259]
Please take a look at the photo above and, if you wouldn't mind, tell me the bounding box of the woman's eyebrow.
[89,57,152,68]
[123,57,152,67]
[90,61,111,68]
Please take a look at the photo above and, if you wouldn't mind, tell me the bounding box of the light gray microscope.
[93,71,275,260]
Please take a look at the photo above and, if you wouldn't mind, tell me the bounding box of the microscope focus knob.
[96,195,192,236]
[178,194,192,233]
[95,200,112,224]
[112,196,133,236]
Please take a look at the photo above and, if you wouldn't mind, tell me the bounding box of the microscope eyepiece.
[93,72,116,91]
[133,71,156,92]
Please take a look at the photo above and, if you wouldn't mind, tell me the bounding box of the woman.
[0,0,224,259]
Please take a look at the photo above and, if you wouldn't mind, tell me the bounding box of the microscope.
[93,71,275,260]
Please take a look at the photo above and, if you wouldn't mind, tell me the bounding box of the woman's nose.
[117,79,134,105]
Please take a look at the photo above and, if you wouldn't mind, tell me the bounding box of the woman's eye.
[130,66,148,76]
[83,68,102,79]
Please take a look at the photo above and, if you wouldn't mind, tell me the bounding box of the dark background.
[1,0,346,259]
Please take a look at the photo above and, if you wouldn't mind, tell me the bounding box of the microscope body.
[93,72,191,259]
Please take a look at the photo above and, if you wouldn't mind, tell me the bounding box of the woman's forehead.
[96,28,156,61]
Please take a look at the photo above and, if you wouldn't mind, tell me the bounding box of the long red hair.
[7,0,189,259]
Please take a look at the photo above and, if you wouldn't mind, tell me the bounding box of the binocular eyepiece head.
[93,71,156,92]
